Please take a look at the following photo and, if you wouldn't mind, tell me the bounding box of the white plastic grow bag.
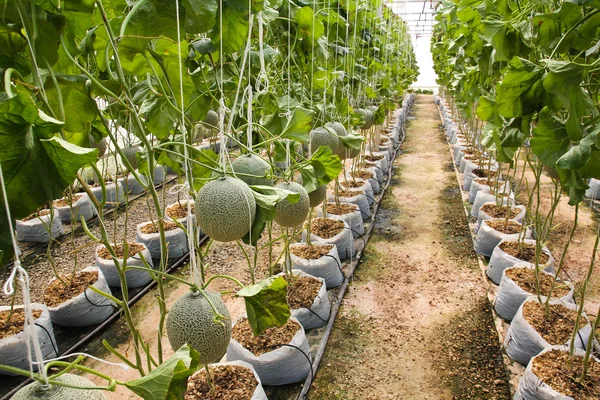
[463,166,498,191]
[487,239,555,285]
[474,220,531,257]
[367,151,389,172]
[339,179,375,206]
[94,244,154,288]
[122,173,147,195]
[47,266,115,327]
[287,242,344,289]
[89,181,125,209]
[187,360,268,400]
[302,219,356,260]
[226,316,312,386]
[54,193,96,224]
[476,203,526,229]
[515,346,597,400]
[16,213,63,243]
[586,178,600,200]
[135,222,188,260]
[165,200,197,225]
[469,179,510,204]
[0,303,57,375]
[277,270,331,330]
[471,191,514,219]
[327,192,370,222]
[494,265,573,321]
[318,202,364,238]
[505,297,591,365]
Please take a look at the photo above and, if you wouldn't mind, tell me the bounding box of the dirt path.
[309,95,511,400]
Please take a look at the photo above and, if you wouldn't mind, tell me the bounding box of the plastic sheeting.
[226,317,312,386]
[0,303,57,375]
[505,298,590,365]
[47,266,115,327]
[494,265,573,320]
[586,178,600,200]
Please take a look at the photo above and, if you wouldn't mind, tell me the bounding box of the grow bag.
[54,193,96,224]
[122,173,147,195]
[94,244,154,289]
[494,266,573,321]
[463,166,498,192]
[504,297,591,365]
[471,191,513,219]
[287,242,344,289]
[46,266,115,327]
[165,200,197,225]
[89,181,125,209]
[0,303,57,375]
[318,202,364,238]
[468,179,509,204]
[487,239,555,285]
[515,346,597,400]
[476,203,526,229]
[339,179,375,206]
[226,317,312,386]
[186,360,268,400]
[16,213,63,243]
[586,178,600,200]
[327,192,371,222]
[366,151,390,172]
[474,220,531,257]
[135,222,188,260]
[303,219,356,260]
[277,270,331,330]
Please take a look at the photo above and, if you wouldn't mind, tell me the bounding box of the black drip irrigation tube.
[296,103,413,400]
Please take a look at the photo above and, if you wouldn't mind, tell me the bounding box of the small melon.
[120,146,141,171]
[274,182,310,227]
[325,122,348,158]
[309,127,339,155]
[166,290,232,365]
[11,374,106,399]
[308,185,327,207]
[89,135,107,158]
[195,176,256,242]
[231,154,273,186]
[355,108,374,130]
[204,110,219,129]
[346,145,361,159]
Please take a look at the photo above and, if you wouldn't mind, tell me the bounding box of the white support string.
[255,12,270,95]
[246,85,254,151]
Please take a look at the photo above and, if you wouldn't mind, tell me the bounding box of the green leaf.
[481,20,521,62]
[280,107,314,143]
[307,146,342,186]
[211,4,248,54]
[183,0,218,34]
[338,132,365,150]
[476,94,496,121]
[296,6,325,41]
[236,276,290,336]
[44,75,98,133]
[495,57,543,118]
[531,107,570,167]
[373,104,386,125]
[145,98,178,139]
[125,344,200,400]
[556,131,596,170]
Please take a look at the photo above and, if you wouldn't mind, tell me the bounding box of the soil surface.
[326,203,358,215]
[532,349,600,399]
[184,364,258,400]
[485,219,522,234]
[340,180,366,189]
[44,270,98,308]
[350,170,374,180]
[97,243,145,260]
[232,318,300,356]
[522,301,580,345]
[499,241,550,264]
[53,193,83,208]
[480,204,520,219]
[290,244,333,260]
[285,275,322,309]
[0,309,42,339]
[310,95,511,399]
[310,218,345,239]
[167,202,194,219]
[139,221,179,234]
[505,267,570,297]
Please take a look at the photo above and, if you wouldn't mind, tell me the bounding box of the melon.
[204,110,219,129]
[309,127,339,155]
[346,145,361,159]
[274,182,310,227]
[11,374,106,399]
[120,146,141,171]
[166,290,232,365]
[89,135,107,157]
[355,108,374,130]
[325,122,348,158]
[231,154,273,186]
[195,176,256,242]
[308,185,327,207]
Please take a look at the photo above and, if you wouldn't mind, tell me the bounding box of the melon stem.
[306,207,313,247]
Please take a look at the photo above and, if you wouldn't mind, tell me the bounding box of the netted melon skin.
[232,154,272,186]
[274,182,310,227]
[325,122,348,158]
[309,127,339,155]
[308,185,327,207]
[195,177,256,242]
[166,291,232,365]
[11,374,106,399]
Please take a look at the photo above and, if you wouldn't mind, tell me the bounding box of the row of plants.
[432,0,600,392]
[0,0,417,398]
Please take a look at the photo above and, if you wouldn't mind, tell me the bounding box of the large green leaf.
[280,107,314,143]
[211,4,248,54]
[44,75,98,133]
[125,345,200,400]
[236,276,290,336]
[531,107,570,167]
[183,0,218,34]
[495,57,543,118]
[296,6,325,41]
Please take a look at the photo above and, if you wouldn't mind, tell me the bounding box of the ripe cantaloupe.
[195,176,256,242]
[274,182,310,227]
[166,290,232,365]
[309,127,339,155]
[231,154,273,186]
[11,374,106,399]
[325,122,348,158]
